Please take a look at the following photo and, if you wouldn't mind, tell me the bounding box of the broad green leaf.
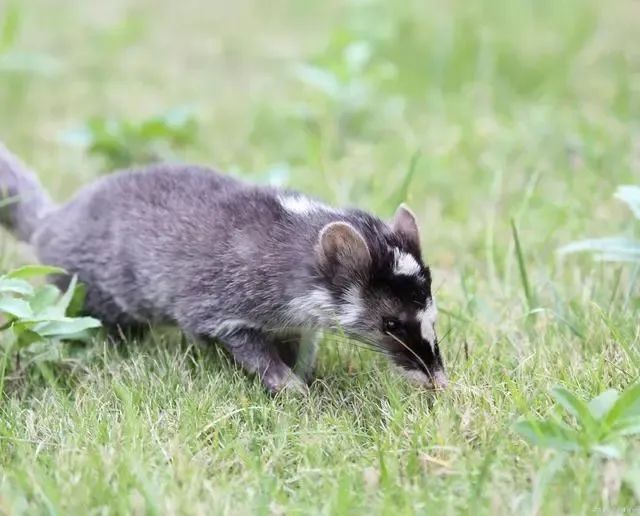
[67,282,87,317]
[590,444,622,459]
[56,274,78,314]
[605,383,640,427]
[6,265,65,280]
[32,317,101,338]
[588,389,619,420]
[0,278,33,296]
[612,416,640,436]
[514,419,582,452]
[550,386,596,433]
[0,297,33,319]
[29,284,61,316]
[15,328,44,349]
[10,319,36,333]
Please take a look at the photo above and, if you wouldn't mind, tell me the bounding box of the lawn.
[1,0,639,514]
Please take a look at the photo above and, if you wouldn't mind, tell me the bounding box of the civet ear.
[316,222,371,279]
[392,203,420,248]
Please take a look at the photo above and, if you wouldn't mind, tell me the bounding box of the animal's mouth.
[395,365,448,391]
[428,369,448,390]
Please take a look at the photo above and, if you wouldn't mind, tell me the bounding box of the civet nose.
[431,369,448,390]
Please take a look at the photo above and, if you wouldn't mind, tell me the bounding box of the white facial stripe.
[417,299,438,351]
[426,298,437,322]
[278,194,339,216]
[393,248,422,277]
[338,285,363,326]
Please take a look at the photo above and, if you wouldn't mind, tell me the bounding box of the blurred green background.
[1,0,639,513]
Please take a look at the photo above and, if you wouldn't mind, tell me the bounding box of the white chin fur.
[394,366,448,390]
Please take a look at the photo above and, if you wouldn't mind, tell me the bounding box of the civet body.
[0,143,446,392]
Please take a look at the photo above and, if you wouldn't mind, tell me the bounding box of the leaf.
[56,274,77,314]
[15,328,44,349]
[558,237,640,262]
[612,416,640,436]
[138,109,196,144]
[29,284,61,316]
[514,419,582,452]
[614,185,640,220]
[344,41,372,74]
[293,64,341,98]
[590,444,622,459]
[6,265,66,280]
[67,282,87,317]
[605,383,640,427]
[550,386,596,433]
[0,297,33,319]
[64,109,198,170]
[588,389,619,420]
[32,317,101,338]
[0,278,33,296]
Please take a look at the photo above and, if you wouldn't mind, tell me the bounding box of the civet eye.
[382,317,401,333]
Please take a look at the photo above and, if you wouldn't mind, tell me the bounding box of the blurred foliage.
[516,384,640,459]
[0,0,639,512]
[559,186,640,263]
[246,0,631,216]
[0,3,59,75]
[0,265,101,395]
[0,265,100,348]
[62,108,199,170]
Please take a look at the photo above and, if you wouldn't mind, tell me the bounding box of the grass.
[1,0,640,513]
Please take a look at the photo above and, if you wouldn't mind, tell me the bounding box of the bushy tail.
[0,142,54,242]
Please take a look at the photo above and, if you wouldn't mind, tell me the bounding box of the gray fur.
[0,143,447,392]
[0,143,54,241]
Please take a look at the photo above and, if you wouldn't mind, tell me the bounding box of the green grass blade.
[386,150,421,209]
[511,218,535,310]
